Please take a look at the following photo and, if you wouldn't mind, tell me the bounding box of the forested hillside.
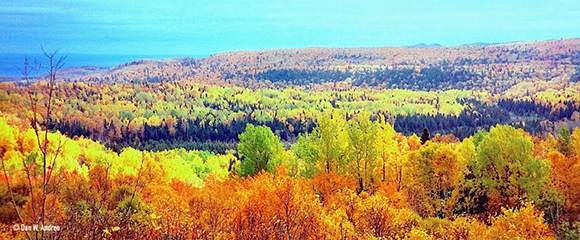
[1,81,579,153]
[56,38,580,95]
[24,39,576,152]
[0,38,580,239]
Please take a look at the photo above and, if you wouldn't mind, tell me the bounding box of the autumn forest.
[1,38,580,239]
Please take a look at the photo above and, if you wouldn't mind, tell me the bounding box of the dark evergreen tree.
[421,127,430,145]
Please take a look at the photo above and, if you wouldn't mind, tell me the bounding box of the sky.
[1,0,579,56]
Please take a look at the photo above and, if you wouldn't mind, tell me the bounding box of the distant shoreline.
[2,37,577,79]
[0,53,210,77]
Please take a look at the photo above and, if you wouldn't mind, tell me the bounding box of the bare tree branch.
[1,147,33,240]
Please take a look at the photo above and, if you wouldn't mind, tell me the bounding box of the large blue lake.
[0,53,208,77]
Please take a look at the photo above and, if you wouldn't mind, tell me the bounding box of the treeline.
[238,69,352,85]
[397,99,580,137]
[51,117,314,154]
[0,82,485,150]
[70,39,580,94]
[232,64,483,92]
[48,97,579,154]
[498,99,579,121]
[352,65,481,91]
[1,81,579,154]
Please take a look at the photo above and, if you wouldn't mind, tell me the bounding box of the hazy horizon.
[1,0,578,55]
[0,37,576,77]
[0,38,576,56]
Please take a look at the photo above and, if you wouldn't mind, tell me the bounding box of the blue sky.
[1,0,578,55]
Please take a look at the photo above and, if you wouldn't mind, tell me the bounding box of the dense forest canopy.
[0,38,580,239]
[1,110,580,239]
[1,81,578,154]
[31,38,578,95]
